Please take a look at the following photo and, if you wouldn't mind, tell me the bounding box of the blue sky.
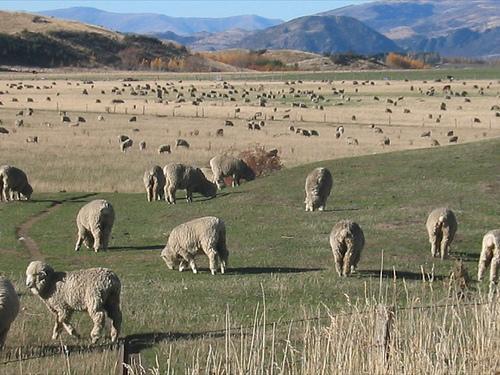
[0,1,372,20]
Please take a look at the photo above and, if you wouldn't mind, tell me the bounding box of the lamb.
[426,207,457,259]
[25,261,121,343]
[304,167,333,212]
[75,199,115,252]
[478,229,500,299]
[0,277,20,349]
[163,163,217,204]
[209,155,256,189]
[0,165,33,201]
[143,165,166,202]
[329,220,365,277]
[160,216,228,275]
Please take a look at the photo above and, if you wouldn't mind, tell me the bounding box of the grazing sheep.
[216,128,224,136]
[163,163,217,204]
[0,127,8,134]
[97,115,105,121]
[0,165,33,201]
[139,141,146,150]
[210,155,255,189]
[61,115,71,122]
[329,220,365,277]
[346,137,359,145]
[160,216,228,275]
[304,167,333,212]
[421,131,431,137]
[175,139,190,148]
[118,135,130,143]
[75,199,115,252]
[26,136,38,143]
[15,119,24,127]
[120,138,133,152]
[336,126,345,134]
[129,116,137,122]
[380,136,391,146]
[426,208,457,259]
[224,120,234,126]
[25,261,121,343]
[449,136,459,143]
[430,139,440,147]
[0,277,20,349]
[158,144,171,154]
[143,165,166,202]
[478,229,500,298]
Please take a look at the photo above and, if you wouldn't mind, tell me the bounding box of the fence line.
[1,299,496,372]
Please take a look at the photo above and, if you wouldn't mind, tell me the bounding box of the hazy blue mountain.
[235,15,401,55]
[39,7,283,35]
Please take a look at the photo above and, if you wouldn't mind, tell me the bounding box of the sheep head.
[160,246,180,270]
[241,162,256,181]
[21,184,33,200]
[26,261,54,296]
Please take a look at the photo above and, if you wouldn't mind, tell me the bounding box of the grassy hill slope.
[0,139,498,370]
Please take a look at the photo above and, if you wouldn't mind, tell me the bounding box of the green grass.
[1,139,499,371]
[4,66,500,82]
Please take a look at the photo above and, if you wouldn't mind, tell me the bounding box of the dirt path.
[15,193,98,260]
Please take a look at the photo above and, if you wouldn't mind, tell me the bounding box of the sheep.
[139,141,146,150]
[25,261,121,343]
[210,155,255,189]
[421,131,431,137]
[158,144,171,154]
[304,167,333,212]
[478,229,500,299]
[216,128,224,137]
[120,138,133,152]
[426,207,457,259]
[329,220,365,277]
[0,165,33,201]
[163,163,217,204]
[175,139,190,148]
[26,136,38,143]
[160,216,228,275]
[346,137,359,145]
[0,277,20,349]
[118,135,130,143]
[75,199,115,252]
[143,165,166,202]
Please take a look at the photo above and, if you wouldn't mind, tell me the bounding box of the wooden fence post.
[374,304,395,368]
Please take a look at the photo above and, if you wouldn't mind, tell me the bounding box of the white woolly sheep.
[0,277,20,349]
[75,199,115,252]
[26,261,121,343]
[426,207,457,259]
[304,167,333,212]
[209,155,255,189]
[143,165,166,202]
[160,216,228,275]
[330,220,365,277]
[478,229,500,299]
[0,165,33,201]
[163,163,216,204]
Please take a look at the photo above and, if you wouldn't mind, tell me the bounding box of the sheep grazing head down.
[160,246,181,270]
[26,261,54,296]
[21,184,33,200]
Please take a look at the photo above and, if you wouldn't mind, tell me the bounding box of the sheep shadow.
[320,207,362,213]
[108,245,163,251]
[451,251,480,261]
[227,266,324,275]
[359,269,446,281]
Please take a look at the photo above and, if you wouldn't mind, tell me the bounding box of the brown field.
[0,72,499,192]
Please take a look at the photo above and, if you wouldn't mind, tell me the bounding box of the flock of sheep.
[0,155,498,348]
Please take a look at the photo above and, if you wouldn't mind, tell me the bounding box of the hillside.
[323,0,500,40]
[235,15,401,55]
[40,7,283,35]
[0,11,235,70]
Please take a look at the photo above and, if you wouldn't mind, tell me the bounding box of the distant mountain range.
[39,7,283,35]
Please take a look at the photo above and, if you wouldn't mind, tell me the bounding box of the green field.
[3,66,500,82]
[1,139,499,372]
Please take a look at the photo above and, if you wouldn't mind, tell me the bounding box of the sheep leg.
[429,234,439,258]
[232,175,240,187]
[167,186,176,204]
[490,253,499,285]
[105,302,122,343]
[478,244,493,281]
[440,231,451,260]
[3,186,11,201]
[52,317,63,340]
[186,189,193,203]
[92,228,102,252]
[89,309,106,344]
[146,186,153,202]
[75,228,86,251]
[60,311,80,339]
[207,250,218,275]
[100,226,111,251]
[178,259,189,272]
